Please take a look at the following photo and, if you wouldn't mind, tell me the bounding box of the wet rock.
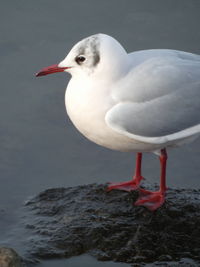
[24,183,200,265]
[0,247,22,267]
[158,255,173,261]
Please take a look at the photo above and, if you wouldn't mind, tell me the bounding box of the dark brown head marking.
[93,52,100,66]
[75,35,100,68]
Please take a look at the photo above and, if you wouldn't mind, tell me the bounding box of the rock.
[23,183,200,265]
[158,255,173,261]
[0,247,22,267]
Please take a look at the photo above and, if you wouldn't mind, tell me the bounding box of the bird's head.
[36,33,128,80]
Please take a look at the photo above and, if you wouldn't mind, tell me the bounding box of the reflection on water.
[0,0,200,266]
[38,255,129,267]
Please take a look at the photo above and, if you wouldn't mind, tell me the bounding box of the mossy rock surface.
[0,247,23,267]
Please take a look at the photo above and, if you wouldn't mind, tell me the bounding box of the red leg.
[134,149,168,211]
[107,153,144,192]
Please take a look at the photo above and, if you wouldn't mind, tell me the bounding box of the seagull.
[36,33,200,211]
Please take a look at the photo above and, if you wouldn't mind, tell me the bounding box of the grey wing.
[107,76,200,144]
[113,51,200,103]
[106,51,200,144]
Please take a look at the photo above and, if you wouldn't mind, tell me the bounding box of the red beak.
[35,64,69,77]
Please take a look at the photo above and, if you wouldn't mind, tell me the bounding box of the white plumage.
[59,34,200,153]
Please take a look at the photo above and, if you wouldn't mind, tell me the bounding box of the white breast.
[65,77,163,152]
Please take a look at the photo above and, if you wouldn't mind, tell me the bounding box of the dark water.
[0,0,200,266]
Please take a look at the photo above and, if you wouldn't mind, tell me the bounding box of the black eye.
[75,55,86,64]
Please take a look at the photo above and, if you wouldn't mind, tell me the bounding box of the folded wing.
[106,52,200,144]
